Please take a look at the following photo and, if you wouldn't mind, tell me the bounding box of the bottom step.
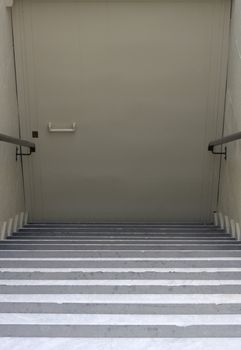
[1,324,241,337]
[0,338,241,350]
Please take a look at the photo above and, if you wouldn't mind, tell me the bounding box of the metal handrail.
[0,133,35,153]
[208,131,241,151]
[208,131,241,159]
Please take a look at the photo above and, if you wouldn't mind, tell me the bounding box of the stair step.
[3,313,241,325]
[1,293,241,303]
[25,223,218,228]
[8,237,234,241]
[27,222,216,226]
[6,238,236,242]
[1,323,241,337]
[1,313,241,337]
[14,230,227,235]
[0,259,241,268]
[1,302,241,314]
[2,279,241,285]
[0,223,241,343]
[0,244,240,250]
[0,250,240,258]
[0,338,239,350]
[18,227,224,232]
[10,232,230,241]
[2,270,241,280]
[2,284,241,294]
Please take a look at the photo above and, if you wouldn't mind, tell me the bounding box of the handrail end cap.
[208,144,214,152]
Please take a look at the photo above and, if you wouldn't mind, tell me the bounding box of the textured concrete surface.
[0,223,241,345]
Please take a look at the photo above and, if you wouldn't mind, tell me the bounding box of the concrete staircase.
[0,223,241,349]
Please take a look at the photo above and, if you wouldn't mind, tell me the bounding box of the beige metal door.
[13,0,230,222]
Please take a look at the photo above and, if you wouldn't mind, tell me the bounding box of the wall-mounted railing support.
[208,145,227,160]
[0,133,36,161]
[208,131,241,160]
[16,146,35,161]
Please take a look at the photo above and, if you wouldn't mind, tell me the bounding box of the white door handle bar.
[48,122,77,133]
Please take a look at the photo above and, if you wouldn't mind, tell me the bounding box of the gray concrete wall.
[218,0,241,234]
[0,0,24,235]
[0,0,239,231]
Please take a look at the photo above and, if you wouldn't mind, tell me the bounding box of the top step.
[21,224,222,233]
[28,223,215,227]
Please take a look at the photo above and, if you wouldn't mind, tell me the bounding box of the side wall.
[0,0,25,237]
[218,0,241,237]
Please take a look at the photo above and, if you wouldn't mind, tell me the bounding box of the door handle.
[48,122,77,133]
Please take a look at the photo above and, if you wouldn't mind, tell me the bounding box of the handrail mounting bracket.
[16,146,36,161]
[208,145,227,160]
